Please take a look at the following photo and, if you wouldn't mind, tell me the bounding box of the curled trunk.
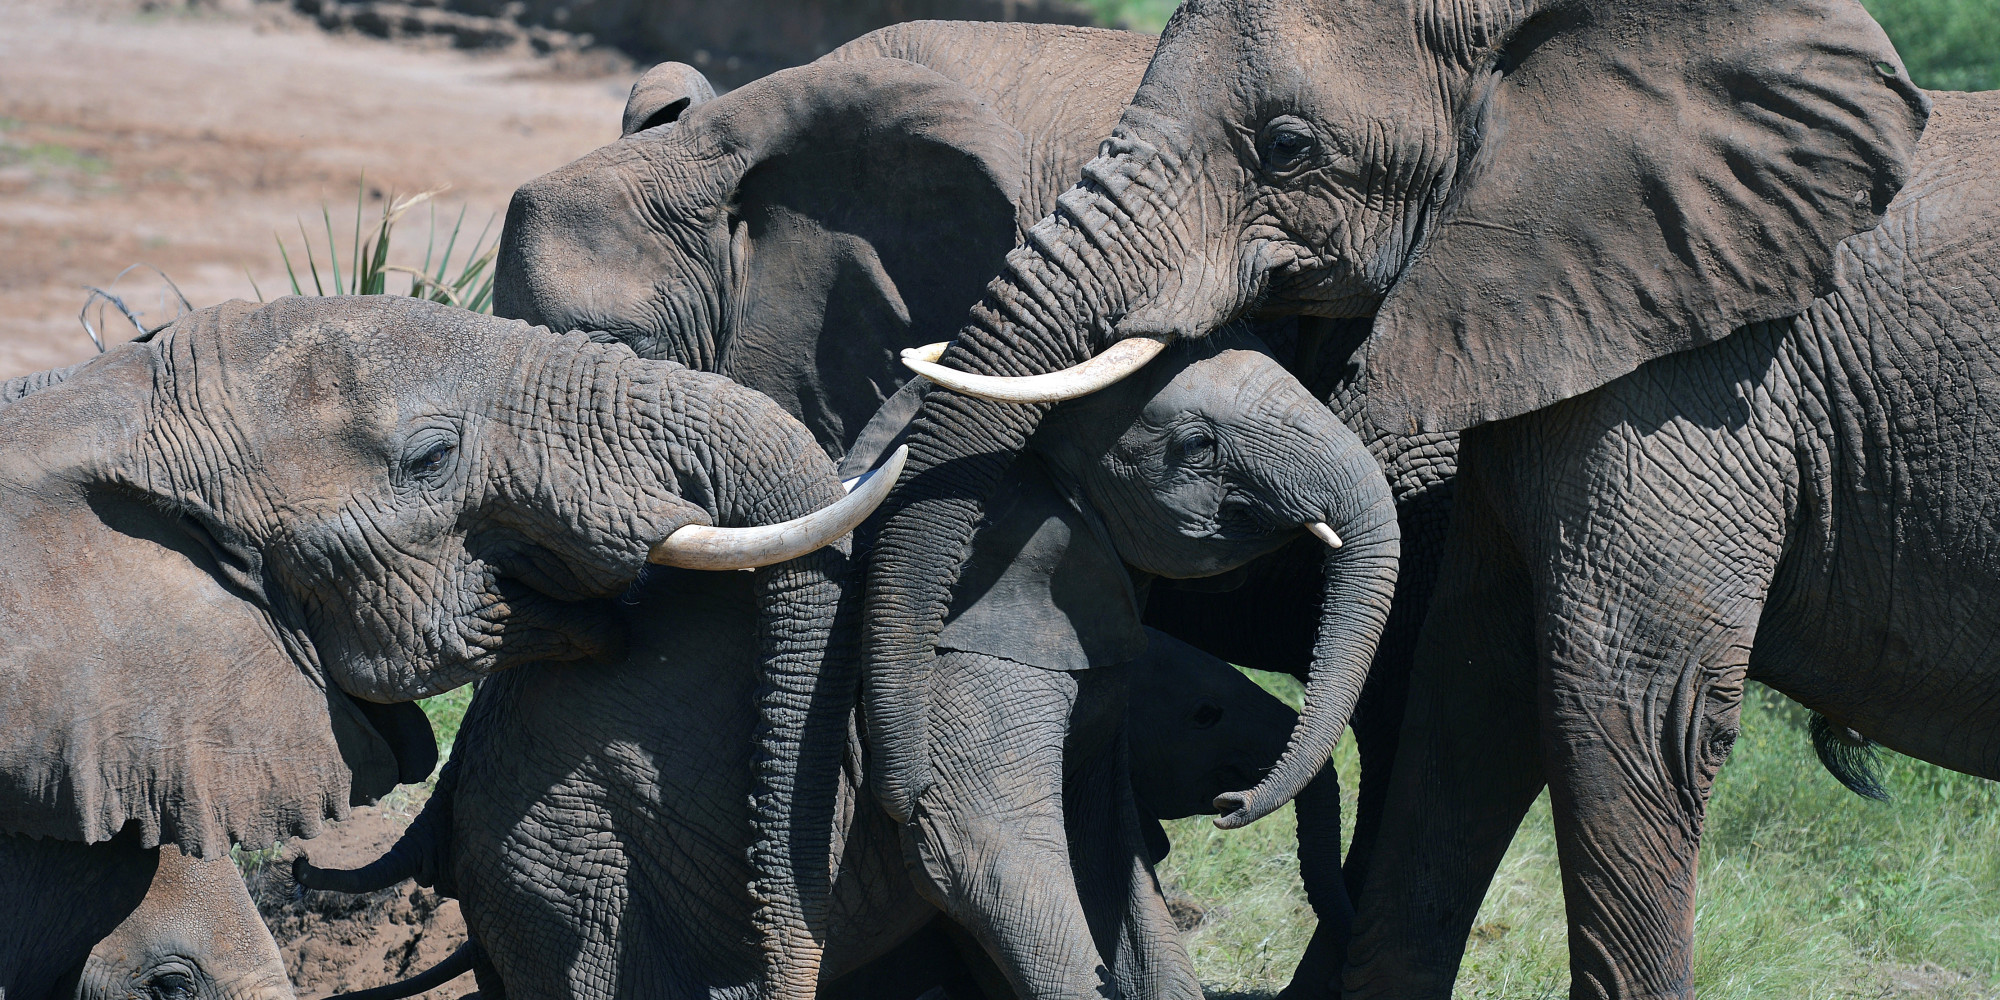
[1215,451,1398,827]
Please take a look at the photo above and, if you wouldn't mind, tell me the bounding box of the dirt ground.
[0,0,629,381]
[248,791,476,999]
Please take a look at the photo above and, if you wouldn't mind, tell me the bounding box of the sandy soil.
[0,0,629,381]
[249,791,475,999]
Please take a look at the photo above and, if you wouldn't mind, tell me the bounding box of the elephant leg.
[1342,462,1544,1000]
[1065,670,1202,1000]
[903,652,1108,1000]
[1538,617,1753,1000]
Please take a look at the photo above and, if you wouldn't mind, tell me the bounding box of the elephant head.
[0,296,893,999]
[495,55,1026,464]
[873,328,1397,831]
[866,0,1929,825]
[75,846,293,1000]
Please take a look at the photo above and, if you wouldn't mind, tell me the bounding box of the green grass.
[419,685,475,765]
[1079,0,1999,92]
[253,179,500,313]
[1863,0,2000,91]
[1159,676,2000,999]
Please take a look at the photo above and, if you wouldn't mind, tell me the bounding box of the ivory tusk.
[649,445,908,570]
[1308,522,1342,550]
[902,341,949,365]
[899,337,1167,404]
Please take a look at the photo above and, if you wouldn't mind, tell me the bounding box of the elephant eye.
[147,970,197,1000]
[1258,117,1319,176]
[1190,701,1224,730]
[406,440,457,483]
[1173,428,1218,467]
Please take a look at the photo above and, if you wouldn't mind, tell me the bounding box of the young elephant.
[2,834,291,1000]
[0,296,886,999]
[297,329,1386,999]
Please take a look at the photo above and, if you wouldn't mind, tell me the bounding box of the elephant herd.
[2,0,1996,998]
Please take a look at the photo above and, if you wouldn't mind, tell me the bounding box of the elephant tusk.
[903,341,949,364]
[1308,522,1342,550]
[899,336,1167,404]
[649,445,908,570]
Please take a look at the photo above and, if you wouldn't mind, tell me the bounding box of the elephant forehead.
[1146,347,1297,419]
[238,297,502,399]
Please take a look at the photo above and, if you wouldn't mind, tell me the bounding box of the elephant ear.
[677,57,1026,461]
[1364,0,1929,434]
[938,456,1148,672]
[0,343,420,859]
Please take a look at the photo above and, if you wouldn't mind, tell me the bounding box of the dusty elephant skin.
[846,0,1932,997]
[495,21,1156,468]
[294,332,1354,1000]
[1,833,291,1000]
[0,296,868,999]
[1348,90,2000,1000]
[299,601,1297,1000]
[494,23,1410,977]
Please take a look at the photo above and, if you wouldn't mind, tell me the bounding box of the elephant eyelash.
[403,439,459,485]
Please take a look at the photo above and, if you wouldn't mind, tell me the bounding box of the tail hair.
[1809,713,1889,802]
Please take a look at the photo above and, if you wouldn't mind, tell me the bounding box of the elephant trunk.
[865,143,1185,820]
[500,338,863,999]
[1215,443,1398,829]
[293,762,456,895]
[639,365,857,1000]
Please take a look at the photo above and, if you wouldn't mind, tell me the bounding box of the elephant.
[0,296,890,1000]
[1,833,291,1000]
[494,23,1413,971]
[294,327,1384,999]
[1338,89,2000,1000]
[848,0,1942,996]
[494,20,1156,467]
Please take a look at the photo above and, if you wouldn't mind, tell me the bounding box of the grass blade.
[275,234,305,297]
[321,205,344,296]
[298,220,327,296]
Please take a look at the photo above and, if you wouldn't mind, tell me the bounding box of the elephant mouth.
[1213,489,1290,540]
[450,572,625,677]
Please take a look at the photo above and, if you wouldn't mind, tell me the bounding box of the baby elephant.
[2,833,291,1000]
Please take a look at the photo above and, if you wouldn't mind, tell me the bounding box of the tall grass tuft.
[1158,678,2000,999]
[256,177,500,313]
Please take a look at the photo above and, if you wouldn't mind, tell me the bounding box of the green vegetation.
[1079,0,1178,33]
[1863,0,2000,91]
[255,179,500,313]
[419,685,476,764]
[1161,676,2000,998]
[1081,0,1999,92]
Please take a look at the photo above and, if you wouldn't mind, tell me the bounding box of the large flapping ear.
[1364,0,1929,434]
[675,57,1026,461]
[0,339,412,859]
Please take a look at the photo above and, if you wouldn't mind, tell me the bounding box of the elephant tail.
[1809,713,1890,802]
[320,940,480,1000]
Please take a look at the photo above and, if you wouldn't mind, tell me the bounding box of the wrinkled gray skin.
[850,0,1935,996]
[1350,91,2000,1000]
[496,21,1156,467]
[1,834,290,1000]
[0,296,856,1000]
[495,24,1409,975]
[298,333,1366,1000]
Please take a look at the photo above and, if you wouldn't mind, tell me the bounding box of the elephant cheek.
[321,578,624,701]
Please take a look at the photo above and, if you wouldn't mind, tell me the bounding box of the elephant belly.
[1755,93,2000,779]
